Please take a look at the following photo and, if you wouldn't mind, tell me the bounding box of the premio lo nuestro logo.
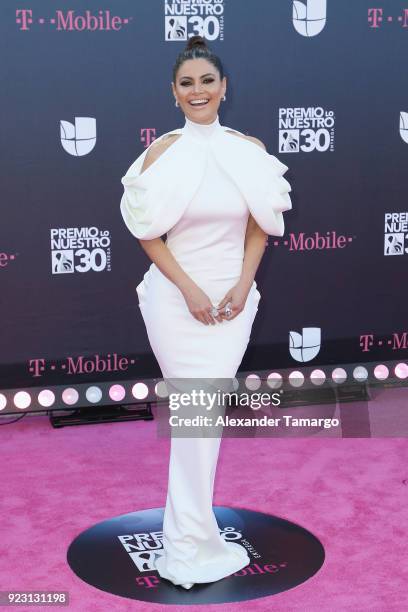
[51,226,111,274]
[384,212,408,256]
[164,0,224,41]
[121,524,244,573]
[278,106,335,153]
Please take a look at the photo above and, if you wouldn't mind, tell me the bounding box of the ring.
[224,302,232,317]
[210,307,219,317]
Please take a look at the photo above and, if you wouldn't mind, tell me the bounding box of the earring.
[175,99,179,107]
[222,95,226,102]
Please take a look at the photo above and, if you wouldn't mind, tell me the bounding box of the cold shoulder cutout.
[120,119,292,240]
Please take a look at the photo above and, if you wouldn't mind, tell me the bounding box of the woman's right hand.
[181,283,223,326]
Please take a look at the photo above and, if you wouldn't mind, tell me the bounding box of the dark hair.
[172,35,224,82]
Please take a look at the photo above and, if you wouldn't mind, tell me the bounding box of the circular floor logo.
[67,506,325,604]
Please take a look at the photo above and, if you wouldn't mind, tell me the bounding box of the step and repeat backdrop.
[1,0,407,390]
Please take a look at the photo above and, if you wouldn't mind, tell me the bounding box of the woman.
[120,35,292,589]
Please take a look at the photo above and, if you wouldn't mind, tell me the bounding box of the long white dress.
[120,114,292,587]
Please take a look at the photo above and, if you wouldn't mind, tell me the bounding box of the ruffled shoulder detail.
[214,128,292,236]
[120,129,206,240]
[120,123,293,241]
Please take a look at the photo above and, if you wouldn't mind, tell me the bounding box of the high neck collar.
[182,114,221,142]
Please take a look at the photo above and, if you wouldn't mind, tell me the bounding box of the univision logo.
[289,327,321,362]
[60,117,96,156]
[292,0,327,37]
[400,112,408,144]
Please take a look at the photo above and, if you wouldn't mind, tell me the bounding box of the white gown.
[120,114,292,587]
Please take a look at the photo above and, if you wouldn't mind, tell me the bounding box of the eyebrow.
[178,73,216,80]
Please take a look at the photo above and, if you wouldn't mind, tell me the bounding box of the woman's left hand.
[216,281,251,321]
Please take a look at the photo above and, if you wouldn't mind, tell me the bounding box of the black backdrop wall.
[1,0,407,389]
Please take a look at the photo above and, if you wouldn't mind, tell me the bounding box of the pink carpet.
[1,386,407,611]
